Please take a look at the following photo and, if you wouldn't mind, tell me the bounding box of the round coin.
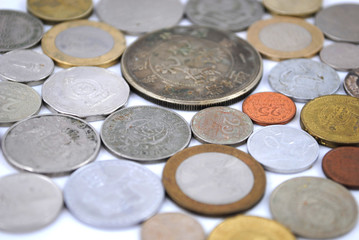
[64,160,164,228]
[270,177,358,239]
[344,68,359,98]
[191,106,253,145]
[263,0,322,16]
[162,144,266,215]
[122,26,262,110]
[320,42,359,71]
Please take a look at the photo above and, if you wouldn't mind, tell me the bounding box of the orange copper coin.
[242,92,296,126]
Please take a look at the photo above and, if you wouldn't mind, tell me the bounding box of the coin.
[207,215,296,240]
[141,212,205,240]
[270,177,358,239]
[185,0,264,32]
[0,173,63,232]
[263,0,322,16]
[242,92,296,125]
[101,106,191,161]
[344,68,359,98]
[269,59,340,102]
[64,160,164,228]
[191,106,253,145]
[41,20,126,68]
[2,114,100,175]
[122,26,262,110]
[0,10,43,53]
[162,144,266,215]
[247,16,324,61]
[300,95,359,147]
[42,66,130,121]
[320,42,359,71]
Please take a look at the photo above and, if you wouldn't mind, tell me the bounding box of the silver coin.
[64,160,164,228]
[0,173,63,232]
[185,0,263,32]
[0,50,54,85]
[101,106,191,161]
[320,42,359,71]
[247,125,319,173]
[0,10,43,52]
[270,177,358,239]
[344,68,359,98]
[2,114,100,175]
[42,67,130,121]
[96,0,184,35]
[269,59,340,102]
[0,81,41,125]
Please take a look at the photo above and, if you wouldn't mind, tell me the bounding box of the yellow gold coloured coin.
[300,95,359,147]
[263,0,322,17]
[42,20,126,68]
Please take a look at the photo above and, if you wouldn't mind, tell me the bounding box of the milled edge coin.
[320,42,359,71]
[344,68,359,98]
[263,0,322,16]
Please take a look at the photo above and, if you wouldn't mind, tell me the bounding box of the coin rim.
[262,0,322,16]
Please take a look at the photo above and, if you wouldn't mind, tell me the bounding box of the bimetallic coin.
[64,160,164,228]
[270,177,358,239]
[42,67,130,121]
[122,26,262,110]
[320,42,359,71]
[263,0,322,16]
[344,69,359,98]
[2,114,100,175]
[101,106,191,161]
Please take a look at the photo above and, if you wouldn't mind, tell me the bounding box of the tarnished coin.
[0,10,43,52]
[191,106,253,145]
[0,173,63,232]
[269,59,340,102]
[162,144,266,215]
[122,26,262,110]
[2,114,100,175]
[263,0,322,16]
[270,177,358,239]
[64,160,164,228]
[344,68,359,98]
[101,106,191,161]
[185,0,264,32]
[320,42,359,71]
[247,125,319,173]
[42,67,130,121]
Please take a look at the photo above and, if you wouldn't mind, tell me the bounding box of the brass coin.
[263,0,322,17]
[300,95,359,147]
[121,26,263,110]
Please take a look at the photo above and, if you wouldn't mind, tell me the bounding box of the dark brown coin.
[344,68,359,98]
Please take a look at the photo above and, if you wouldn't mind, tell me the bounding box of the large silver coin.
[319,42,359,71]
[42,67,130,121]
[2,114,100,175]
[247,125,319,173]
[270,177,358,239]
[101,106,191,161]
[64,160,164,228]
[269,59,340,102]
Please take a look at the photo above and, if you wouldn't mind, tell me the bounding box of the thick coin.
[42,67,130,121]
[162,144,266,215]
[191,106,253,145]
[344,68,359,98]
[101,106,191,161]
[263,0,322,16]
[320,42,359,71]
[270,177,358,239]
[2,114,100,175]
[122,26,262,110]
[64,160,164,228]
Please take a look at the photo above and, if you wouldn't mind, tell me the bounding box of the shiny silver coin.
[2,114,100,175]
[344,68,359,98]
[320,42,359,71]
[64,160,164,228]
[101,106,191,161]
[247,125,319,173]
[42,67,130,121]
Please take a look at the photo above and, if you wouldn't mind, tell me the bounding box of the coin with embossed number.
[263,0,322,16]
[344,68,359,98]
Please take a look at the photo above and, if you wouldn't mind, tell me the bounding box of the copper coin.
[322,146,359,189]
[242,92,296,125]
[344,68,359,98]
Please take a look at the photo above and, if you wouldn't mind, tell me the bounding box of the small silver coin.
[0,173,63,232]
[64,160,164,228]
[2,114,100,175]
[269,59,340,102]
[270,177,358,239]
[344,68,359,98]
[42,66,130,121]
[320,42,359,71]
[247,125,319,173]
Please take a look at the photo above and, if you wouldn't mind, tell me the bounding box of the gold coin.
[263,0,322,17]
[300,95,359,147]
[247,16,324,61]
[41,20,126,68]
[207,215,296,240]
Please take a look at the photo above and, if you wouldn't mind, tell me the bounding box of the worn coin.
[64,160,164,228]
[2,114,100,175]
[185,0,264,32]
[162,144,266,215]
[42,67,130,121]
[263,0,322,16]
[320,42,359,71]
[269,59,340,102]
[270,177,358,239]
[344,68,359,98]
